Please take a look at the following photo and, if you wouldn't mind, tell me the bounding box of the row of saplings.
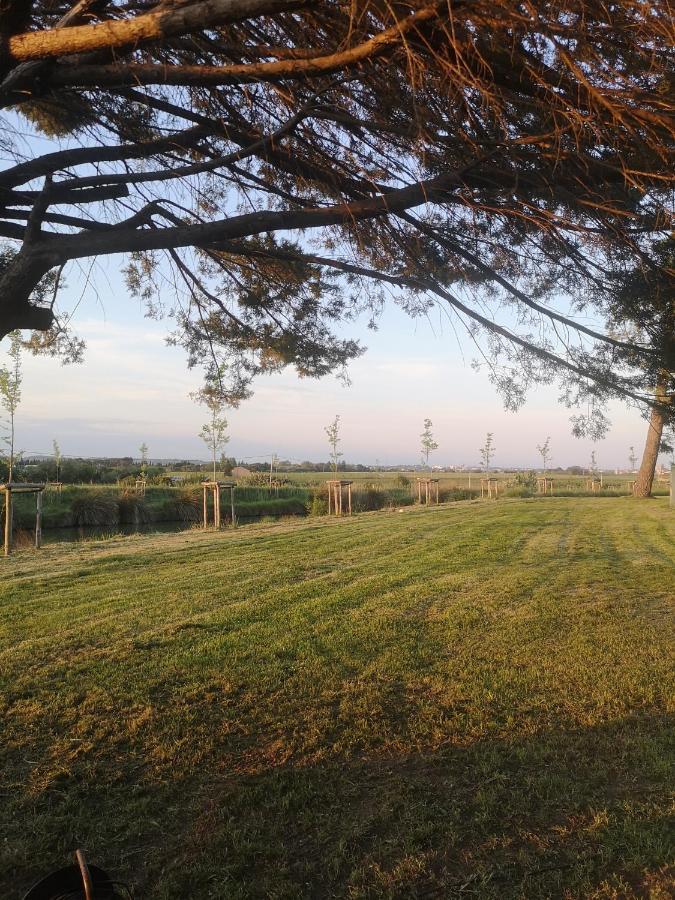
[4,473,644,536]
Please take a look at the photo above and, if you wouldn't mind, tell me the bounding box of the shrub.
[70,492,119,526]
[236,498,307,518]
[242,472,291,487]
[439,487,477,502]
[118,493,152,525]
[514,471,538,490]
[505,486,531,498]
[308,494,328,516]
[162,488,201,522]
[358,486,387,511]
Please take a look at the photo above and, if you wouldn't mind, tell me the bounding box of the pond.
[33,521,194,545]
[15,515,285,546]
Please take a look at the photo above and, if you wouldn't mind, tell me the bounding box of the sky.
[7,256,659,471]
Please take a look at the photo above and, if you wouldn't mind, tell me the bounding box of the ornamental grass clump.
[70,492,119,527]
[118,493,152,525]
[162,488,201,523]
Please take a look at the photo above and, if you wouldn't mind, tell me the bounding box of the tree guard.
[1,483,45,556]
[537,477,554,495]
[326,480,352,516]
[480,478,499,499]
[202,481,236,528]
[416,478,439,505]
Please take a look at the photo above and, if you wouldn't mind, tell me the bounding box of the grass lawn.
[1,498,673,898]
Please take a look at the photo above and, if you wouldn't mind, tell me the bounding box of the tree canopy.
[0,0,673,408]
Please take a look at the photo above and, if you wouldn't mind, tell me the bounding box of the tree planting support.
[416,477,439,505]
[1,482,46,556]
[202,481,236,528]
[327,480,353,516]
[480,477,499,499]
[537,477,553,495]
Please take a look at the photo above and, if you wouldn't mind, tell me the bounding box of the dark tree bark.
[634,372,671,497]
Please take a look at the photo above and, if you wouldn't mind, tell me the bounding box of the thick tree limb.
[5,0,308,63]
[0,125,209,189]
[0,182,129,207]
[36,163,483,260]
[46,4,442,86]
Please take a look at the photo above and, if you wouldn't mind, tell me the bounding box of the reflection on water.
[39,521,192,544]
[33,515,274,545]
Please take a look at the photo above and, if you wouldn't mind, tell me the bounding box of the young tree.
[420,419,438,470]
[628,447,638,473]
[325,416,342,474]
[0,331,23,481]
[480,433,495,474]
[138,442,149,479]
[0,1,671,423]
[198,401,229,482]
[52,438,62,482]
[537,437,552,476]
[589,451,598,478]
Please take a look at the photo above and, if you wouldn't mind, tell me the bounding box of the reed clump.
[70,491,119,527]
[118,492,152,525]
[162,489,201,523]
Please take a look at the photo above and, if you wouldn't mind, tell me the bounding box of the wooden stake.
[348,482,352,515]
[4,489,11,557]
[35,490,43,549]
[203,484,207,529]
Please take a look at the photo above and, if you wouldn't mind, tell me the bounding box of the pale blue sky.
[9,255,657,470]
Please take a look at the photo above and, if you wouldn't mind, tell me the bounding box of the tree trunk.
[634,371,670,497]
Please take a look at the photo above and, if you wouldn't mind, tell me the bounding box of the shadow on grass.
[6,711,673,899]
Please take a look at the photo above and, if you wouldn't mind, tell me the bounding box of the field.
[1,498,674,898]
[282,470,671,495]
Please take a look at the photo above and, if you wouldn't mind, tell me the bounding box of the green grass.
[280,470,671,497]
[1,498,673,898]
